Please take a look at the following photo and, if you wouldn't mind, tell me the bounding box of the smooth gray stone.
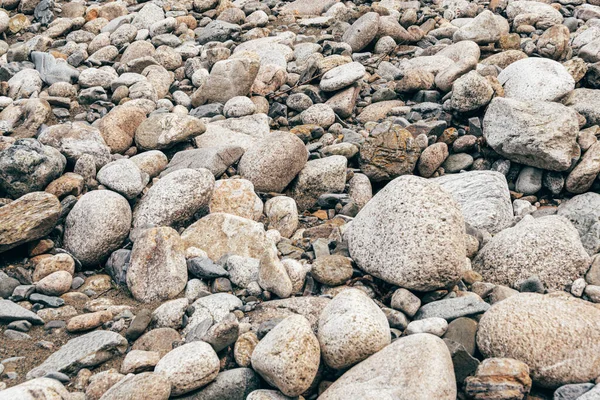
[0,299,44,325]
[414,296,490,321]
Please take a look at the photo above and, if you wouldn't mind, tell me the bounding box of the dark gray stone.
[105,249,131,286]
[29,294,65,308]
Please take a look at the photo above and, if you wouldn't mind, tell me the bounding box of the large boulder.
[346,176,466,291]
[318,289,390,370]
[477,293,600,388]
[181,213,268,260]
[127,227,188,303]
[0,138,66,199]
[557,193,600,256]
[64,190,132,267]
[319,333,456,399]
[496,58,574,102]
[434,171,513,234]
[238,132,308,193]
[133,168,215,229]
[473,215,590,290]
[251,315,320,397]
[483,97,580,171]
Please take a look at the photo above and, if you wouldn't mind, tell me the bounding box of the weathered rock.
[342,12,379,52]
[311,255,353,286]
[346,175,466,291]
[264,196,298,238]
[97,159,149,199]
[135,113,205,151]
[64,190,131,267]
[160,146,244,178]
[473,215,590,290]
[0,378,70,400]
[178,368,260,400]
[99,372,171,400]
[414,296,490,321]
[320,62,365,92]
[450,71,493,112]
[464,358,532,400]
[558,193,600,256]
[453,10,509,44]
[289,155,347,211]
[566,142,600,194]
[0,299,44,324]
[251,315,320,397]
[477,293,600,388]
[209,179,262,221]
[319,333,456,399]
[127,227,187,303]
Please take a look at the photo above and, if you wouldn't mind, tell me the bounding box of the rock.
[133,168,215,229]
[130,150,168,178]
[566,142,600,194]
[464,358,532,400]
[96,105,147,154]
[224,97,256,118]
[342,12,379,52]
[210,179,263,221]
[417,143,448,178]
[264,196,298,238]
[563,88,600,127]
[301,104,336,128]
[557,193,600,255]
[453,10,509,44]
[99,372,171,400]
[185,293,243,335]
[27,330,127,379]
[67,310,112,333]
[289,155,347,210]
[0,192,60,253]
[320,62,365,92]
[346,175,466,291]
[473,215,590,290]
[434,171,513,234]
[311,255,353,286]
[97,159,149,199]
[38,122,111,169]
[192,58,260,106]
[0,139,66,199]
[450,71,493,112]
[318,289,390,369]
[477,293,600,388]
[0,299,44,325]
[390,288,421,318]
[405,317,448,337]
[483,97,580,171]
[356,100,405,123]
[444,317,478,356]
[160,146,244,179]
[178,368,260,400]
[0,378,70,400]
[151,298,189,329]
[251,315,320,397]
[505,1,563,30]
[553,383,596,400]
[132,327,181,357]
[36,270,72,296]
[127,227,187,303]
[154,341,220,396]
[359,122,421,182]
[414,296,490,321]
[64,190,131,267]
[319,333,456,399]
[238,131,308,193]
[515,166,543,195]
[181,213,267,260]
[258,244,293,299]
[497,58,574,102]
[135,113,205,150]
[225,256,260,288]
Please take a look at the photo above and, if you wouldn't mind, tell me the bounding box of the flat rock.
[558,193,600,255]
[414,296,490,321]
[0,299,44,325]
[160,146,244,178]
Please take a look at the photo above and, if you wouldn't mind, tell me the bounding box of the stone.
[64,190,132,267]
[301,104,336,128]
[417,142,448,178]
[264,196,298,238]
[483,97,580,171]
[281,0,338,15]
[177,368,259,400]
[553,383,596,400]
[251,315,320,397]
[99,372,171,400]
[453,10,509,44]
[225,256,260,288]
[444,317,478,356]
[346,175,466,291]
[160,146,244,178]
[405,317,448,337]
[318,289,390,369]
[36,270,72,296]
[132,327,181,357]
[120,350,161,374]
[96,105,147,154]
[359,123,421,182]
[185,293,243,335]
[414,296,490,321]
[238,131,308,193]
[450,71,493,112]
[192,58,260,106]
[311,255,353,286]
[0,299,44,324]
[320,62,365,92]
[473,215,590,290]
[515,167,543,195]
[135,113,205,151]
[356,100,405,123]
[319,333,456,399]
[210,179,263,221]
[154,341,220,396]
[464,358,532,400]
[0,192,60,253]
[566,142,600,194]
[342,12,379,52]
[151,298,189,329]
[127,227,187,303]
[182,213,268,260]
[133,168,215,229]
[390,288,421,318]
[505,1,563,30]
[289,156,347,211]
[67,310,112,333]
[0,139,66,199]
[563,89,600,127]
[557,193,600,255]
[224,96,257,118]
[188,258,228,280]
[130,150,168,178]
[258,244,293,299]
[27,330,127,379]
[435,171,513,234]
[0,378,70,400]
[97,159,149,199]
[125,309,151,341]
[477,293,600,388]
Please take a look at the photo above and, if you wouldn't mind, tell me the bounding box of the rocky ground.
[3,0,600,399]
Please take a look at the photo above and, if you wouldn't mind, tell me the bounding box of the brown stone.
[45,173,85,199]
[67,310,113,332]
[465,358,532,399]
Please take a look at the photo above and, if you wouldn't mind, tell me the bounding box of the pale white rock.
[319,62,365,92]
[405,317,448,337]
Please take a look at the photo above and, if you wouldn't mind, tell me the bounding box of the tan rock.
[465,358,532,400]
[36,271,72,296]
[67,310,113,332]
[234,331,259,367]
[33,254,75,282]
[210,179,263,221]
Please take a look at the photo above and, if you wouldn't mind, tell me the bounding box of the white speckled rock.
[181,212,268,260]
[473,215,590,290]
[258,244,293,299]
[64,190,132,267]
[477,293,600,388]
[320,62,366,92]
[319,333,456,400]
[318,289,390,369]
[133,168,215,229]
[154,341,220,396]
[0,378,70,400]
[346,175,466,291]
[557,192,600,255]
[264,196,298,238]
[435,171,513,234]
[209,179,263,221]
[97,159,149,199]
[405,318,448,337]
[289,156,347,211]
[251,315,320,397]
